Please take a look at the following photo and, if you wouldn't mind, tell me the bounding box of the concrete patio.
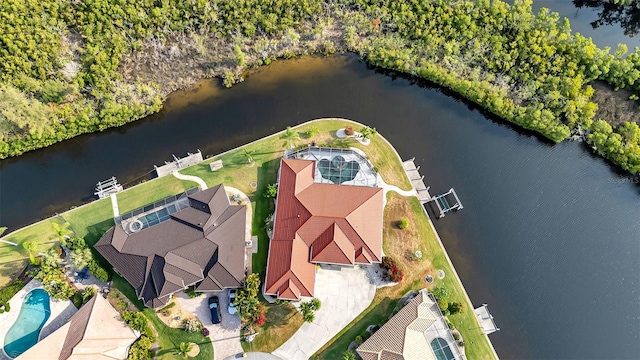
[272,265,376,360]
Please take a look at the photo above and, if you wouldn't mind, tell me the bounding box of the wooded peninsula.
[1,0,639,174]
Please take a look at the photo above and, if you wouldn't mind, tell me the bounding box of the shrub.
[0,279,25,305]
[263,184,278,198]
[4,303,10,312]
[397,218,409,229]
[448,301,465,315]
[72,291,83,308]
[63,236,86,251]
[432,286,452,300]
[355,335,363,343]
[122,311,155,341]
[344,126,355,136]
[381,256,404,282]
[342,351,356,360]
[88,260,110,282]
[117,299,128,311]
[183,318,203,333]
[185,286,202,298]
[453,332,461,341]
[437,298,449,312]
[0,308,4,314]
[127,335,152,360]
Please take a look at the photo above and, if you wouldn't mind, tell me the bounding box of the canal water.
[1,3,640,359]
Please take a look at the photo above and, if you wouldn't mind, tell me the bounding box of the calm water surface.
[515,0,640,49]
[1,55,638,359]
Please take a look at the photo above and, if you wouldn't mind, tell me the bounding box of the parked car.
[208,296,221,324]
[228,289,237,315]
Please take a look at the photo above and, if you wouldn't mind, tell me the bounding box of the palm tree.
[82,286,97,303]
[305,125,320,140]
[51,221,73,242]
[22,241,38,265]
[70,247,93,269]
[280,126,300,149]
[176,342,193,359]
[360,126,377,141]
[242,148,255,164]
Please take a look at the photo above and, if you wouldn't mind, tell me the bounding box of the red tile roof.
[265,158,383,300]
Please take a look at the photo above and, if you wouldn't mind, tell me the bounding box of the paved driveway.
[272,265,376,360]
[175,291,243,360]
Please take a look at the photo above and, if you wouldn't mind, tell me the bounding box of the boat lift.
[95,177,123,199]
[430,188,463,218]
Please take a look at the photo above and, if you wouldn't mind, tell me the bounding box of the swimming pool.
[3,288,51,358]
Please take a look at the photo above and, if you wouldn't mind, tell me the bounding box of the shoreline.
[374,123,501,360]
[1,118,498,358]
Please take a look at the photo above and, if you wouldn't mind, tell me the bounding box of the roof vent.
[297,214,300,218]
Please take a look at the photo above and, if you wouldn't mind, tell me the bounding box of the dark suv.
[208,296,221,324]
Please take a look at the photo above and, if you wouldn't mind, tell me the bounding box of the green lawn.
[242,301,304,353]
[112,275,214,360]
[0,118,493,359]
[313,194,496,360]
[116,176,194,214]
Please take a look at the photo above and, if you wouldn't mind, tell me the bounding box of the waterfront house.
[17,295,139,360]
[357,289,464,360]
[95,185,246,308]
[264,148,384,300]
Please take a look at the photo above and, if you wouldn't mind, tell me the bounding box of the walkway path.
[110,193,120,217]
[172,171,208,190]
[376,174,416,207]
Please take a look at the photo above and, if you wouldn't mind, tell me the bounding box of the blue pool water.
[3,289,51,358]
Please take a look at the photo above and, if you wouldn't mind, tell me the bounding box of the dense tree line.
[348,0,640,174]
[0,0,638,175]
[0,0,323,157]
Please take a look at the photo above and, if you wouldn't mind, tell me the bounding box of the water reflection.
[574,0,640,37]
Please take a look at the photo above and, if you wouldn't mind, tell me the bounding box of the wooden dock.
[155,150,203,177]
[402,158,431,203]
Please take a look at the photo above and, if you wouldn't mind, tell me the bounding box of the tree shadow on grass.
[84,218,115,248]
[263,302,297,331]
[251,158,280,281]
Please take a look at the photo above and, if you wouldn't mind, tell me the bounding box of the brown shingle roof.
[95,185,246,307]
[265,158,383,300]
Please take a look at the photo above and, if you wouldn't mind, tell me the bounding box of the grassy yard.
[0,218,62,286]
[116,176,195,214]
[0,118,493,359]
[112,275,214,360]
[312,193,496,360]
[242,301,304,353]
